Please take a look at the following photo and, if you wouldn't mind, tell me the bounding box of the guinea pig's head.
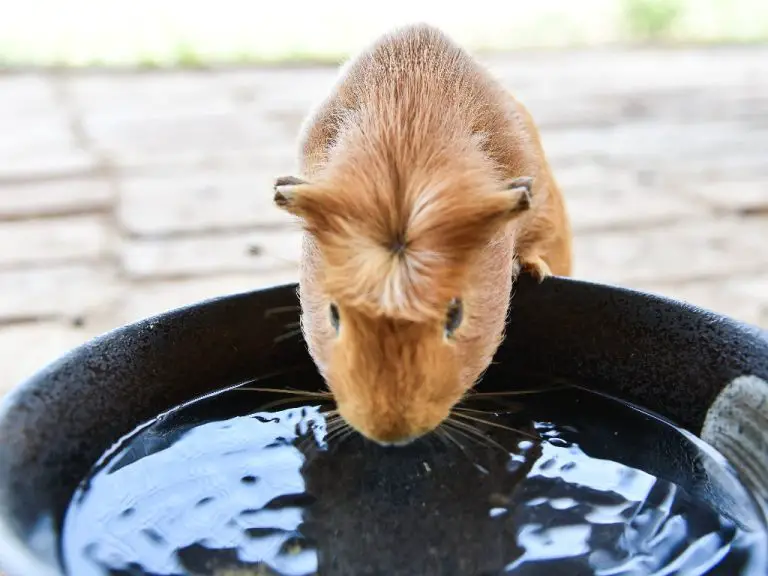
[272,157,532,446]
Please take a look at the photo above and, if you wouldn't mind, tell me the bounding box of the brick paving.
[0,47,767,395]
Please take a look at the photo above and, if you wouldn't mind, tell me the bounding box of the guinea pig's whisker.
[465,387,565,399]
[422,432,441,455]
[324,427,347,440]
[451,406,499,416]
[231,385,346,445]
[444,418,509,453]
[263,305,301,318]
[432,428,452,450]
[237,387,332,398]
[324,418,350,435]
[302,416,337,438]
[450,412,539,441]
[438,427,477,463]
[338,428,357,444]
[274,328,303,344]
[323,418,343,430]
[436,427,462,450]
[302,414,340,440]
[326,426,355,445]
[324,419,348,434]
[250,395,330,413]
[326,429,357,450]
[453,403,525,419]
[326,424,349,438]
[442,421,484,447]
[252,397,311,412]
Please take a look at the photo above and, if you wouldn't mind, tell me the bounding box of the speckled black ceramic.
[0,273,766,576]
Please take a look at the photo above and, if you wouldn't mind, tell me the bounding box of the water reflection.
[61,385,766,576]
[64,406,326,575]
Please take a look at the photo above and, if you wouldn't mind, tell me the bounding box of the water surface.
[61,375,767,575]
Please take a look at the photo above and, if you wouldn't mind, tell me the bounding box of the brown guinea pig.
[272,23,572,446]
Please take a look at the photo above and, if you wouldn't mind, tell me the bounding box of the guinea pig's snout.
[363,421,427,447]
[337,400,451,447]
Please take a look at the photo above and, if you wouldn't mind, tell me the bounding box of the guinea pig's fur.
[273,23,572,446]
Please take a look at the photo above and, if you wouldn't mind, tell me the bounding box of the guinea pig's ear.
[273,175,314,217]
[502,176,534,217]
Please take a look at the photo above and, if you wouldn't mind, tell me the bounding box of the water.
[61,376,767,576]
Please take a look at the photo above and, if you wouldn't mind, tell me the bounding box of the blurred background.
[0,0,766,395]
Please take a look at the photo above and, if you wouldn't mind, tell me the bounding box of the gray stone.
[0,119,96,180]
[540,121,768,166]
[0,216,113,267]
[557,164,709,232]
[572,217,768,286]
[120,229,302,279]
[521,86,768,131]
[218,67,337,110]
[0,75,96,179]
[117,167,296,236]
[0,177,114,219]
[68,71,322,171]
[676,178,768,214]
[0,265,119,322]
[67,73,239,117]
[80,107,292,170]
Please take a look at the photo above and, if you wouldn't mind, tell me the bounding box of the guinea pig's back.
[298,24,527,177]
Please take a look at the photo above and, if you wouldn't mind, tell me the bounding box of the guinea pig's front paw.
[520,256,552,283]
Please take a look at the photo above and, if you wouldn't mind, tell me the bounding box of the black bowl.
[0,274,767,576]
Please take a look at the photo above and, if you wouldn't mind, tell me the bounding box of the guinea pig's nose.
[336,399,448,447]
[372,434,420,447]
[359,417,433,447]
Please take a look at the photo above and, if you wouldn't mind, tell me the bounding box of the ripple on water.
[61,385,767,576]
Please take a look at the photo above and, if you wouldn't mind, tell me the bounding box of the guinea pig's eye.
[444,298,463,338]
[329,303,341,333]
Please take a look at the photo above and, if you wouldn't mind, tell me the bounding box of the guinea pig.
[272,23,572,446]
